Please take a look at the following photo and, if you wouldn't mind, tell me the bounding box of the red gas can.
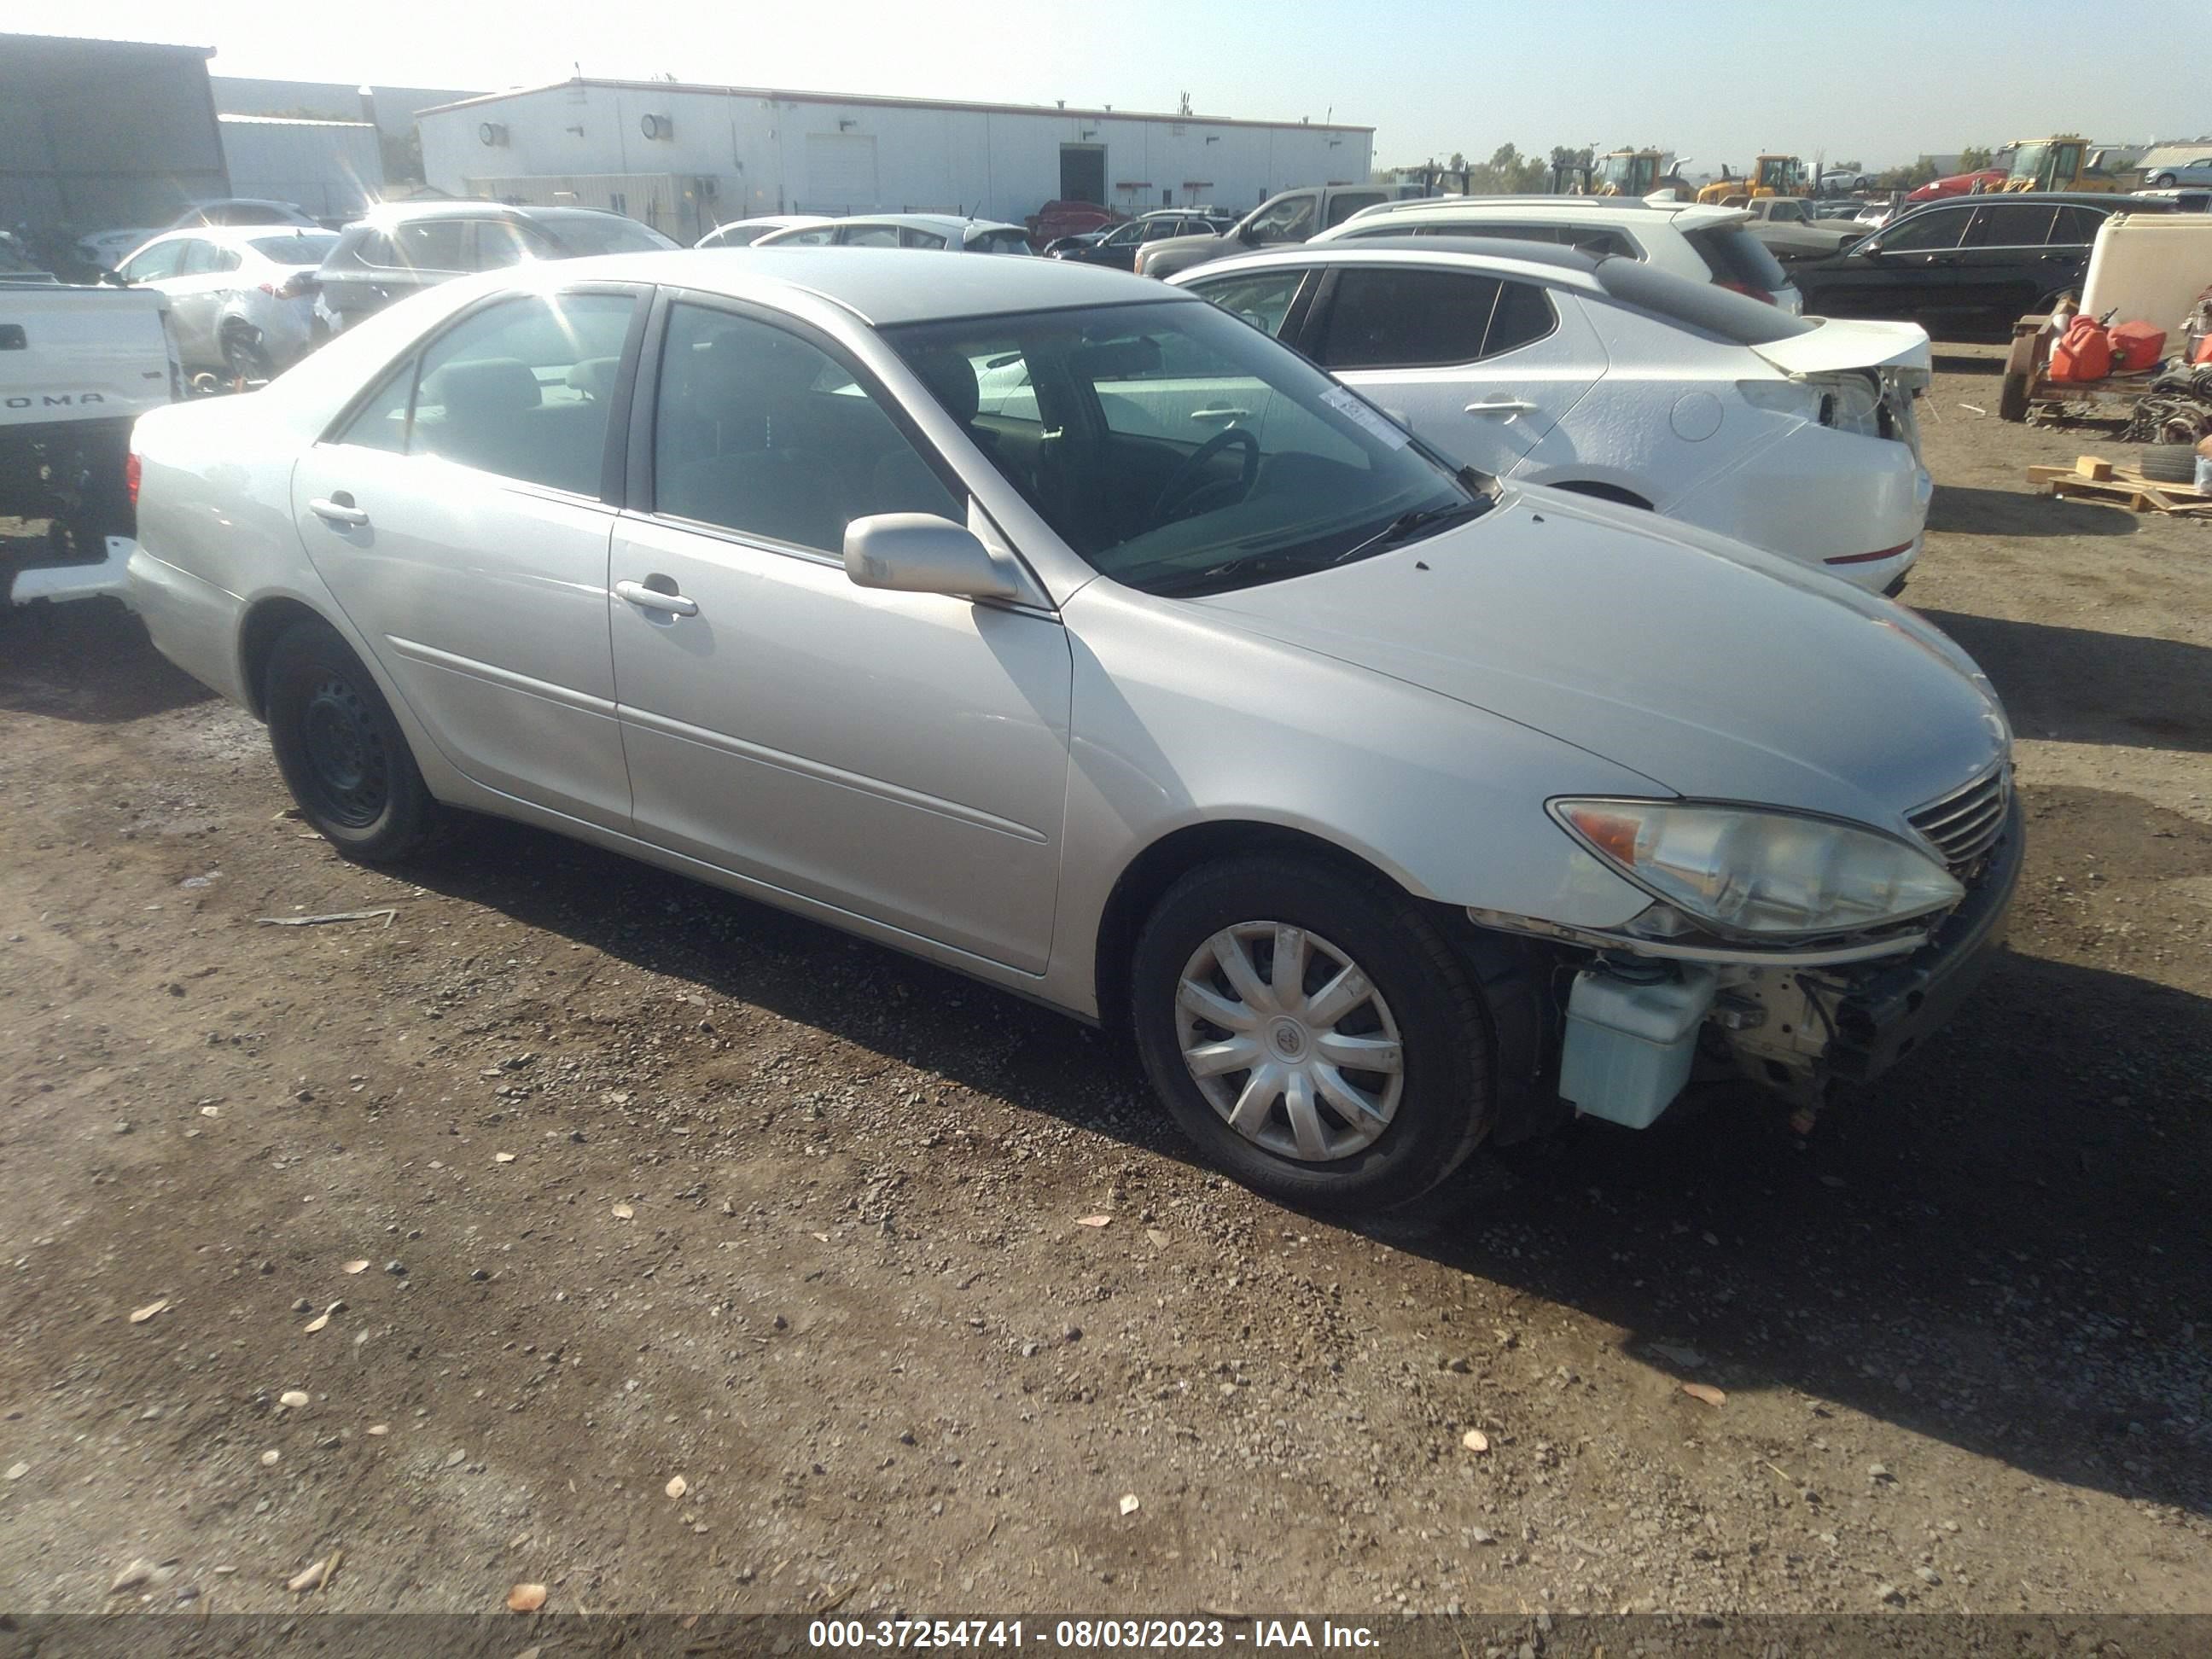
[2109,321,2167,373]
[2048,316,2112,383]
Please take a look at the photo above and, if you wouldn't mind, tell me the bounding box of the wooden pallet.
[2026,461,2212,515]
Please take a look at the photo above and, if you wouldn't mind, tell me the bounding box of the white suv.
[1319,195,1803,314]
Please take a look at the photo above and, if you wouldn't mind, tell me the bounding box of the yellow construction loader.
[2002,137,2128,193]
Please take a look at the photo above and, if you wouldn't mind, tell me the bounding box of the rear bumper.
[1677,424,1930,593]
[8,534,137,607]
[125,544,249,704]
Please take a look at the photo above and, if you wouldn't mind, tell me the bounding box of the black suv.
[313,203,678,332]
[1050,209,1237,271]
[1789,192,2180,329]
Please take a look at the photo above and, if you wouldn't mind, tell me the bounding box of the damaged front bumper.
[1470,797,2024,1125]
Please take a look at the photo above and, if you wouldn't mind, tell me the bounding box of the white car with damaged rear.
[123,250,2019,1213]
[1173,236,1933,592]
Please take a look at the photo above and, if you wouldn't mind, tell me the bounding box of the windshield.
[542,217,678,255]
[2008,144,2049,183]
[882,300,1483,597]
[250,231,340,265]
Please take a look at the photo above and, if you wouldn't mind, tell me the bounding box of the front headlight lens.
[1552,800,1964,938]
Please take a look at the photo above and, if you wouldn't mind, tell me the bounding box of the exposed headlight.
[1551,799,1964,938]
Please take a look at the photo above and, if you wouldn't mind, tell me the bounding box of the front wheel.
[1129,855,1493,1211]
[264,618,441,864]
[2151,173,2177,188]
[223,326,275,385]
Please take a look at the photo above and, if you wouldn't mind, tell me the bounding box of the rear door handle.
[1190,407,1252,421]
[615,579,699,617]
[308,497,370,527]
[1465,399,1536,416]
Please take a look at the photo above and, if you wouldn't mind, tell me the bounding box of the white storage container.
[1557,962,1716,1129]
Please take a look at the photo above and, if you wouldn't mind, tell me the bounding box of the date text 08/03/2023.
[808,1620,1382,1650]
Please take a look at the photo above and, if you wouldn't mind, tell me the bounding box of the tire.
[2137,444,2197,484]
[2151,173,2177,188]
[222,325,274,384]
[263,618,441,864]
[1128,854,1493,1212]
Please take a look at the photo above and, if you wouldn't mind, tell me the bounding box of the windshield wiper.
[1327,498,1489,565]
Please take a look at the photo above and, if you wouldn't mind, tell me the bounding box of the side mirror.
[1236,221,1260,244]
[843,513,1017,602]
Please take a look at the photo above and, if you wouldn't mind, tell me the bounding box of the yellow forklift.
[1697,154,1807,205]
[2002,137,2128,193]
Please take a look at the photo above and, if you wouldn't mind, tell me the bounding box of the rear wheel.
[1129,855,1493,1211]
[264,619,440,864]
[222,324,274,385]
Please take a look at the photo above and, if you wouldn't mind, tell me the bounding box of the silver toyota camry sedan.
[125,250,2020,1212]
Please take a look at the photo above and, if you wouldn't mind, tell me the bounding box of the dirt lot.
[1,341,2208,1620]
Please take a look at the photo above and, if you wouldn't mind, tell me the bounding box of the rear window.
[538,217,676,256]
[249,231,340,265]
[1592,256,1815,345]
[1682,225,1790,297]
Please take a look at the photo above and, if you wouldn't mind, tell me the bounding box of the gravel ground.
[0,342,2207,1618]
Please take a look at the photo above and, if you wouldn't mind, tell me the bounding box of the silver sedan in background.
[123,251,2018,1211]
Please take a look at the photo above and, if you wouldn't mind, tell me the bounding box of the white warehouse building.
[416,78,1373,243]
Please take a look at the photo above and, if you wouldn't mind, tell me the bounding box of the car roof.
[1343,195,1750,230]
[801,212,1027,236]
[1893,191,2174,210]
[1183,236,1609,292]
[576,245,1182,323]
[137,224,336,250]
[352,201,641,225]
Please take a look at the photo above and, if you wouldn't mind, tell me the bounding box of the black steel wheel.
[264,618,440,862]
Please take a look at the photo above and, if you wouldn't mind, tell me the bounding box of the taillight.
[125,451,142,508]
[1717,279,1778,306]
[260,272,317,300]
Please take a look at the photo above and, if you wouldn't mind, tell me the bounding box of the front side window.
[1186,268,1310,337]
[1312,269,1504,369]
[333,293,636,495]
[651,302,960,551]
[1245,194,1318,243]
[1877,207,1969,253]
[119,241,185,282]
[885,299,1484,597]
[1103,222,1146,248]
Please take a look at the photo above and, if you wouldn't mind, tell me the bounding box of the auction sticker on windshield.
[1319,386,1411,448]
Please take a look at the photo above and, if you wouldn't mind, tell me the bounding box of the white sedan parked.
[115,225,341,380]
[1173,237,1934,593]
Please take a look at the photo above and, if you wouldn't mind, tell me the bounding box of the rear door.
[1295,265,1602,474]
[289,286,646,830]
[1953,200,2062,317]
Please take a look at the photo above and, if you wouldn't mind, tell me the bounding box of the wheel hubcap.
[1175,922,1404,1163]
[299,675,388,829]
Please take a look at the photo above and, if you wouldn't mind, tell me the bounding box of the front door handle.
[1465,399,1537,416]
[1190,407,1252,421]
[615,579,699,617]
[308,496,370,527]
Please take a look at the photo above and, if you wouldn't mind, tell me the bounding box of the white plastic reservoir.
[1557,961,1717,1129]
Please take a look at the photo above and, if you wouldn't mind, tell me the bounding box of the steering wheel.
[1151,425,1260,525]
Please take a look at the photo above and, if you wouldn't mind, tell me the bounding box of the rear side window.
[332,293,637,496]
[840,224,901,247]
[1325,191,1388,227]
[1682,225,1790,295]
[119,241,185,282]
[1312,269,1556,369]
[901,227,948,249]
[2047,206,2107,245]
[471,220,534,269]
[969,229,1033,254]
[1963,202,2058,247]
[393,219,467,271]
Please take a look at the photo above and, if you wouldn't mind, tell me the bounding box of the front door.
[290,288,643,830]
[1819,203,1974,318]
[1297,265,1602,475]
[608,300,1072,973]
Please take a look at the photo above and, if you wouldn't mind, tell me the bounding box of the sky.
[12,0,2209,171]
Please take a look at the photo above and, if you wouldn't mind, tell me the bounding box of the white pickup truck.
[2,275,181,604]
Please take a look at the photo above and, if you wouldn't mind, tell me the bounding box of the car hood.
[1179,488,2006,833]
[1750,316,1930,377]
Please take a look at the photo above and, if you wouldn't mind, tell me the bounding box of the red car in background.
[1025,199,1124,247]
[1906,168,2008,203]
